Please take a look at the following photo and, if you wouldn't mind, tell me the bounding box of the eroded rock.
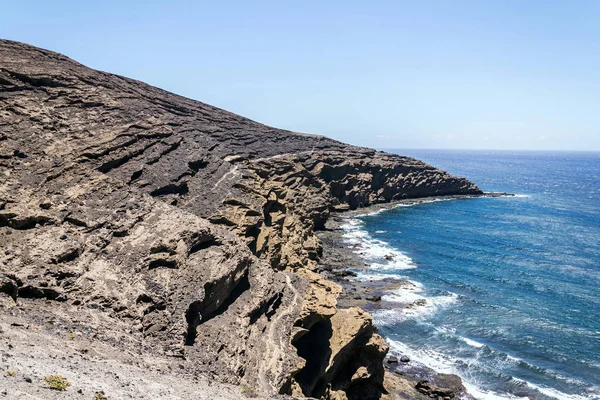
[0,39,482,399]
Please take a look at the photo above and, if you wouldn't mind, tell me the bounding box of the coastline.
[317,193,513,400]
[338,192,513,218]
[318,192,513,308]
[0,40,503,400]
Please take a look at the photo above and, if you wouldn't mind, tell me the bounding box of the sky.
[2,1,599,151]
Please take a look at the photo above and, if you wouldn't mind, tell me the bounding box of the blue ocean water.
[343,150,600,400]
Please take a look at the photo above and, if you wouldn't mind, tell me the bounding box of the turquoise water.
[343,150,600,399]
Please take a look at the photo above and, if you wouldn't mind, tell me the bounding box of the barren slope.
[0,40,481,400]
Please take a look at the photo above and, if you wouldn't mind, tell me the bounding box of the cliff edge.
[0,40,481,399]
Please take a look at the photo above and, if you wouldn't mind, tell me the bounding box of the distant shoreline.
[339,192,513,218]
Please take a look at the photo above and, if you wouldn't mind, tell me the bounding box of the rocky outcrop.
[0,159,303,390]
[0,39,482,399]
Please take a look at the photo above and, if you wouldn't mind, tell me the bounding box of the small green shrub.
[44,375,70,391]
[94,392,107,399]
[240,384,257,396]
[6,370,15,377]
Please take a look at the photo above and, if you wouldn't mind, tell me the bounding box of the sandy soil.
[0,311,278,400]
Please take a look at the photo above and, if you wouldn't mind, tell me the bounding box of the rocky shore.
[1,40,482,400]
[319,193,512,309]
[316,194,512,399]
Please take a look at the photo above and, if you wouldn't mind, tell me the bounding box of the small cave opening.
[188,238,220,255]
[245,225,260,254]
[129,169,143,182]
[263,200,285,227]
[188,159,208,173]
[291,319,333,397]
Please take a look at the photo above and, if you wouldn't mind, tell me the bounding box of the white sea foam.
[342,216,457,322]
[386,339,529,400]
[370,309,402,327]
[388,338,600,400]
[353,271,395,281]
[506,354,522,363]
[395,197,455,207]
[386,336,599,400]
[381,285,458,318]
[461,337,485,348]
[340,218,417,271]
[351,207,390,217]
[371,292,459,324]
[461,383,531,400]
[340,193,600,399]
[511,378,597,400]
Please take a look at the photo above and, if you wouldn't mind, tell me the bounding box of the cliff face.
[0,40,481,399]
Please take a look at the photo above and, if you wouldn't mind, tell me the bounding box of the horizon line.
[379,148,600,153]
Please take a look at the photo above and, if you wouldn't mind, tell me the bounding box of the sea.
[340,150,600,400]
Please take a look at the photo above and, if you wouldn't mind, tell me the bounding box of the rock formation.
[0,40,482,399]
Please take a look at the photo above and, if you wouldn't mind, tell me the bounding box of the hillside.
[0,40,481,400]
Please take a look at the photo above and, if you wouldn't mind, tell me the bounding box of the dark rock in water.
[366,295,382,302]
[400,355,410,363]
[406,299,428,308]
[387,356,399,363]
[416,380,431,393]
[416,374,465,399]
[332,269,357,278]
[0,39,482,400]
[433,373,466,394]
[384,254,394,261]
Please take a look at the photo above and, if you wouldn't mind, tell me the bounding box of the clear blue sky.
[2,1,599,150]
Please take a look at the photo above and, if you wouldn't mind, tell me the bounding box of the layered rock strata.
[0,40,482,399]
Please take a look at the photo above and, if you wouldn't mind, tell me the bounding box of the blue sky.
[2,1,599,150]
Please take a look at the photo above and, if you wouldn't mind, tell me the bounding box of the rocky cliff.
[0,40,482,399]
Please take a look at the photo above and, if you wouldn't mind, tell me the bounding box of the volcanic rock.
[0,39,482,399]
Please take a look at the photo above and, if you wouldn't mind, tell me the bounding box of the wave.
[386,339,528,400]
[340,218,417,270]
[353,271,398,281]
[371,295,458,324]
[386,338,598,400]
[512,378,599,400]
[433,326,486,349]
[462,337,485,349]
[381,287,459,319]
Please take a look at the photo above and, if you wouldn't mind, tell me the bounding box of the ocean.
[341,150,600,400]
